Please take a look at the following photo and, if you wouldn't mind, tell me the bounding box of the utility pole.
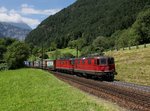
[76,46,78,58]
[42,28,48,69]
[42,42,44,69]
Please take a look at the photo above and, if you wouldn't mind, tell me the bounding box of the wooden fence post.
[136,45,139,49]
[144,44,146,48]
[123,47,124,50]
[129,46,131,50]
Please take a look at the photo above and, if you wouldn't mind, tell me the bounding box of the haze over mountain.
[25,0,150,50]
[8,22,32,30]
[0,22,32,40]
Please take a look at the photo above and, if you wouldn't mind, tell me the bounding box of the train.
[24,56,117,81]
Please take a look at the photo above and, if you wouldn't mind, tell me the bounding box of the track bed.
[52,71,150,111]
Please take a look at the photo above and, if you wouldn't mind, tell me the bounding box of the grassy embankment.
[105,44,150,86]
[0,69,123,111]
[47,44,150,86]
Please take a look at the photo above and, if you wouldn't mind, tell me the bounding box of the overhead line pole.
[42,42,44,69]
[77,46,78,58]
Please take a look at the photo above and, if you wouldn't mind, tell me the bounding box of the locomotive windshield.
[100,58,107,64]
[96,57,114,65]
[108,58,114,64]
[96,58,107,65]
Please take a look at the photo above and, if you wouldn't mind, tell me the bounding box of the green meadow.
[47,48,81,59]
[105,46,150,86]
[0,69,123,111]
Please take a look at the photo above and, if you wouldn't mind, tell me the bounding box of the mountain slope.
[9,22,32,30]
[0,33,3,38]
[25,0,150,48]
[0,22,31,40]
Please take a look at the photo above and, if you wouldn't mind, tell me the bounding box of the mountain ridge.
[8,22,32,30]
[0,22,32,40]
[25,0,150,49]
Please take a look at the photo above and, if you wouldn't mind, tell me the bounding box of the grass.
[105,47,150,86]
[124,43,150,50]
[0,68,123,111]
[56,47,80,56]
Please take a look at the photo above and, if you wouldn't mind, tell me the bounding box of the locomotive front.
[94,56,117,81]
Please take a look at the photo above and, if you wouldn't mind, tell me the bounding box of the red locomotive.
[25,56,117,81]
[55,56,117,81]
[55,59,74,73]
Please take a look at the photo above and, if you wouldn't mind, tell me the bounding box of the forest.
[0,38,30,70]
[25,0,150,55]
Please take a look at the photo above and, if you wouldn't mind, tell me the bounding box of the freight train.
[25,56,117,81]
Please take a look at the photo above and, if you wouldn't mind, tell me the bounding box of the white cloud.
[22,18,40,27]
[21,4,60,15]
[0,6,40,28]
[21,4,34,8]
[0,4,61,28]
[21,4,30,8]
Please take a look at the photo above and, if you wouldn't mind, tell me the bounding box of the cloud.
[0,7,8,13]
[22,18,40,27]
[21,4,60,15]
[0,4,61,28]
[0,6,40,28]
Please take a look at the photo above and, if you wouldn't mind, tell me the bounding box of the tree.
[114,8,150,47]
[68,38,86,50]
[4,37,17,46]
[39,53,49,59]
[32,47,40,56]
[4,41,30,69]
[132,8,150,44]
[49,42,57,51]
[92,36,109,50]
[0,38,17,62]
[114,29,130,48]
[0,45,6,60]
[80,45,95,57]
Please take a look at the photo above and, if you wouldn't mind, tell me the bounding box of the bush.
[0,63,8,71]
[4,41,30,69]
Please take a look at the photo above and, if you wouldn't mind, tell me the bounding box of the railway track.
[105,81,150,93]
[51,71,150,111]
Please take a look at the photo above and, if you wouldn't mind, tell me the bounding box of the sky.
[0,0,76,29]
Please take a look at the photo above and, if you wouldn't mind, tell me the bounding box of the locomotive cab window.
[96,59,100,65]
[100,58,107,65]
[108,58,114,64]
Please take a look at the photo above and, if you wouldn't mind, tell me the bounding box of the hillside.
[0,69,123,111]
[8,22,32,30]
[0,22,31,40]
[105,45,150,86]
[25,0,150,50]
